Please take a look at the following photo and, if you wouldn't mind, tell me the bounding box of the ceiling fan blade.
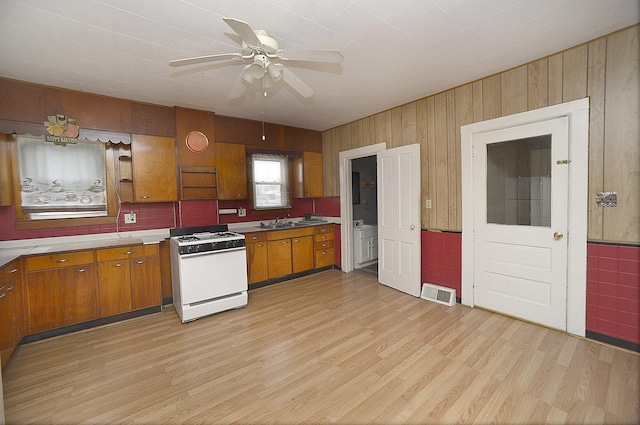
[281,67,315,98]
[229,65,252,99]
[277,49,343,64]
[169,53,243,67]
[223,18,262,49]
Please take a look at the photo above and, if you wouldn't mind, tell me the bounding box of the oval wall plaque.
[185,131,209,153]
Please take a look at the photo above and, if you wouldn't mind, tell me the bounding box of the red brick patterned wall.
[587,243,640,344]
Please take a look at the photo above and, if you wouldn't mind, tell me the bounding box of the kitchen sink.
[258,222,294,229]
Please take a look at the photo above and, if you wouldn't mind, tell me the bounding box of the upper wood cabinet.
[294,152,324,198]
[216,142,247,200]
[131,134,178,202]
[0,133,13,206]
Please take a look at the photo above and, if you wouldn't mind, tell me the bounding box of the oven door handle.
[179,246,246,258]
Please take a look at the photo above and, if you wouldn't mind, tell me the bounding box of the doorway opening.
[339,143,386,273]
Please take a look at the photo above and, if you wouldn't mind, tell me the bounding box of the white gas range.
[169,225,248,322]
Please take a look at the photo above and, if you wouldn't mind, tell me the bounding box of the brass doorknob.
[553,232,563,240]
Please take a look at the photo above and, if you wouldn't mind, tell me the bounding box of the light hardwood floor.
[3,269,639,424]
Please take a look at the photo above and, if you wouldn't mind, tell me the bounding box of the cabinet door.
[131,134,178,202]
[28,264,98,334]
[294,152,324,198]
[97,260,132,316]
[0,262,21,366]
[217,143,247,200]
[246,242,268,284]
[267,239,292,278]
[130,255,161,310]
[0,133,13,206]
[292,235,314,273]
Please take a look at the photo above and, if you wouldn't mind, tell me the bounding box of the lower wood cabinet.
[245,232,268,285]
[267,239,293,278]
[292,235,314,273]
[246,226,330,285]
[26,253,98,334]
[24,243,161,335]
[314,224,335,269]
[97,244,161,316]
[0,260,24,367]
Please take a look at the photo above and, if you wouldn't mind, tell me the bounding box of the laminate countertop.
[0,229,169,268]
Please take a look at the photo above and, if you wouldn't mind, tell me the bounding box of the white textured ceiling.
[0,0,638,131]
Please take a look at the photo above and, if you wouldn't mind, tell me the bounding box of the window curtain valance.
[0,119,131,144]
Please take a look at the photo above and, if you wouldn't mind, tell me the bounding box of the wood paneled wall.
[322,25,639,244]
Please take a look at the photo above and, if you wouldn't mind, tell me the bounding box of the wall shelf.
[179,166,218,200]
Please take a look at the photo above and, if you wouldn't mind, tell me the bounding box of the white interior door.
[473,117,569,330]
[377,144,421,297]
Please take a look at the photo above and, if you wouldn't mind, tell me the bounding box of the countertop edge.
[0,229,170,268]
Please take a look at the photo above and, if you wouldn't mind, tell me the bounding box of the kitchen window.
[13,135,117,227]
[251,153,291,210]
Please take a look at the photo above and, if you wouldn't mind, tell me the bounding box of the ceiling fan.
[169,17,344,99]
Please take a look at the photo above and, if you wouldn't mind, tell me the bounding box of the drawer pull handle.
[282,241,289,244]
[114,263,124,267]
[0,293,5,299]
[8,268,18,274]
[6,285,14,291]
[135,260,145,264]
[141,195,151,199]
[0,284,6,291]
[124,251,134,255]
[76,268,88,273]
[257,244,263,247]
[56,259,70,263]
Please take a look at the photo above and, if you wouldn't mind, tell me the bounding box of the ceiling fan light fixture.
[266,62,284,82]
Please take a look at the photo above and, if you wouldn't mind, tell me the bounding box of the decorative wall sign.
[596,192,617,207]
[44,114,80,144]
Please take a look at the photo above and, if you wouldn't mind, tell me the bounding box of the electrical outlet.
[238,207,246,217]
[124,212,136,224]
[425,199,432,209]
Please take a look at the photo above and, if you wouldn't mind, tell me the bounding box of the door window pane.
[486,135,551,226]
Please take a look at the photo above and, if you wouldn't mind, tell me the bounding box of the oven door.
[177,247,247,304]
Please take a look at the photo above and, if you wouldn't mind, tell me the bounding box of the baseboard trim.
[586,330,640,353]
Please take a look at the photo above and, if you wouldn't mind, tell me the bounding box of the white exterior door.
[377,144,421,297]
[473,117,569,330]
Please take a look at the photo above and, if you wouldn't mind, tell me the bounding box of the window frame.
[249,153,293,212]
[10,136,118,230]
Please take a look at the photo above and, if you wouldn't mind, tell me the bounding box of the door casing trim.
[461,98,589,337]
[339,143,387,273]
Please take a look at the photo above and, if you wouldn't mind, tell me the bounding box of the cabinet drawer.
[1,261,19,285]
[314,224,334,235]
[314,231,335,243]
[267,227,314,241]
[315,248,335,268]
[26,251,94,271]
[245,232,267,244]
[96,244,159,262]
[314,240,334,251]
